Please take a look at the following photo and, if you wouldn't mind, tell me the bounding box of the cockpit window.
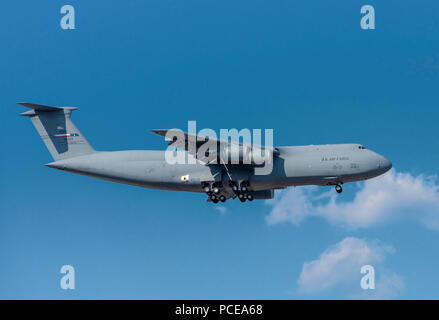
[358,145,366,149]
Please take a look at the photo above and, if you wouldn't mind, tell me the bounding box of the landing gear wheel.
[212,187,220,194]
[238,193,244,199]
[210,194,218,202]
[335,185,343,194]
[204,186,210,193]
[241,186,248,192]
[219,195,226,202]
[239,197,246,203]
[247,194,254,201]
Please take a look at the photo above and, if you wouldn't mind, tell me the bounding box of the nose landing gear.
[335,184,343,194]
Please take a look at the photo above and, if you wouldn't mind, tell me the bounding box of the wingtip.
[150,129,168,134]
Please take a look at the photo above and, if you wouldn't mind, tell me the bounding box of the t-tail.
[18,102,95,161]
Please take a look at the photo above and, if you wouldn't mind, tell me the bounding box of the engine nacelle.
[219,143,273,165]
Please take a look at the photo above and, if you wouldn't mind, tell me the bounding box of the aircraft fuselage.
[45,143,392,197]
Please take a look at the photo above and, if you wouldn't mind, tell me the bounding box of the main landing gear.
[231,181,253,203]
[335,184,343,194]
[203,181,254,203]
[204,184,220,195]
[209,194,226,203]
[203,182,226,204]
[209,194,219,203]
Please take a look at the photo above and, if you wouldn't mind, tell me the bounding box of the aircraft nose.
[378,155,392,173]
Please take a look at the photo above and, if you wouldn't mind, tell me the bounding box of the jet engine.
[218,143,274,165]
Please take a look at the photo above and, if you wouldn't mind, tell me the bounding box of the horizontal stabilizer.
[17,102,64,112]
[17,102,79,117]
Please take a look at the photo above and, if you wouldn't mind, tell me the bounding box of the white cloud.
[297,237,404,298]
[266,169,439,229]
[362,272,405,300]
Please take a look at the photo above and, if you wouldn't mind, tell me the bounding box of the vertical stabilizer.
[18,102,95,161]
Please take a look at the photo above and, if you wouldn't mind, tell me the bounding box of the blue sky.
[1,0,439,299]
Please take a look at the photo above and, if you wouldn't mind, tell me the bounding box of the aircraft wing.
[150,129,278,165]
[151,129,210,152]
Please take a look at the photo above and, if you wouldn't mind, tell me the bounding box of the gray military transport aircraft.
[19,102,392,203]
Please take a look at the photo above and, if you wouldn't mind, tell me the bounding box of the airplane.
[19,102,392,203]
